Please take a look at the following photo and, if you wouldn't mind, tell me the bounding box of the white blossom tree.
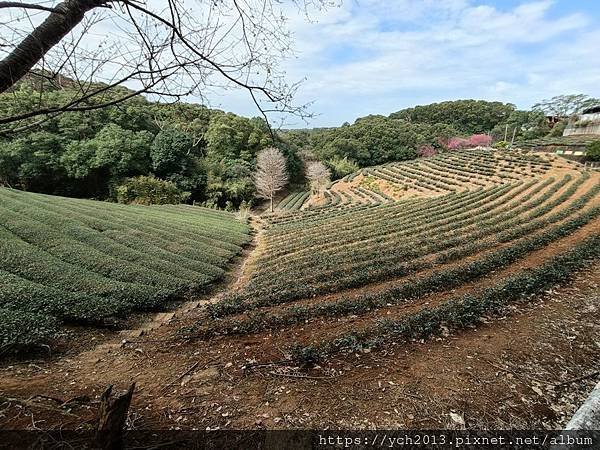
[306,160,330,196]
[254,147,288,212]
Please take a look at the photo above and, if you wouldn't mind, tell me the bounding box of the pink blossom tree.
[447,137,470,151]
[469,134,493,147]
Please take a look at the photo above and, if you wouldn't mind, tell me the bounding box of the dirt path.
[0,216,265,427]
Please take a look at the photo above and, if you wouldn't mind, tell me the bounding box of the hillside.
[279,148,579,209]
[205,150,599,337]
[0,189,249,350]
[1,149,599,432]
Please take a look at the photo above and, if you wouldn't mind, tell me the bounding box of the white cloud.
[1,1,597,127]
[234,0,597,127]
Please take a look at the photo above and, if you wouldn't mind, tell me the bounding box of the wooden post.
[95,383,135,450]
[510,127,517,147]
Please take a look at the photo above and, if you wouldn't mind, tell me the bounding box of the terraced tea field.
[199,165,600,359]
[516,134,598,152]
[301,148,577,208]
[0,188,249,351]
[1,148,599,431]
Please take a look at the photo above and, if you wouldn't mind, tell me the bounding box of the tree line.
[1,82,597,208]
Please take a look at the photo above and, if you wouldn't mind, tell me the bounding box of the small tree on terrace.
[254,147,288,212]
[306,161,331,196]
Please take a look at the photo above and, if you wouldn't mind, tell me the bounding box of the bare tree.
[254,146,288,212]
[533,94,600,117]
[0,1,331,134]
[306,160,330,196]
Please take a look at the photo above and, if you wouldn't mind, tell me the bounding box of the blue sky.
[211,0,600,128]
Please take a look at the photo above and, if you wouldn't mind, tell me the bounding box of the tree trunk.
[95,383,135,450]
[270,194,274,212]
[0,0,102,93]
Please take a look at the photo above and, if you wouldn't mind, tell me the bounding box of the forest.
[1,79,561,209]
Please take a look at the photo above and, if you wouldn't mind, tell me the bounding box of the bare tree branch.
[0,1,66,14]
[306,160,330,195]
[0,0,329,132]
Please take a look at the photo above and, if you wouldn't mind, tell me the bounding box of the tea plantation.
[0,188,249,351]
[197,150,600,366]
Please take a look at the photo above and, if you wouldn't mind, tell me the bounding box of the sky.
[207,0,600,128]
[1,1,598,128]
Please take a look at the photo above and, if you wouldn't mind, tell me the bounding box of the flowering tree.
[417,144,437,158]
[447,134,492,150]
[306,161,331,196]
[447,137,470,151]
[469,134,493,147]
[254,147,288,212]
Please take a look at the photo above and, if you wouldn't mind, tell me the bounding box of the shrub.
[116,175,190,205]
[547,120,567,137]
[0,308,60,350]
[493,140,509,149]
[574,120,594,128]
[469,134,492,147]
[325,156,360,180]
[587,141,600,161]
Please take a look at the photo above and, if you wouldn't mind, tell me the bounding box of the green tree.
[116,175,189,205]
[391,100,515,134]
[60,124,152,197]
[0,131,63,190]
[150,129,195,176]
[491,110,549,141]
[325,156,360,180]
[587,141,600,162]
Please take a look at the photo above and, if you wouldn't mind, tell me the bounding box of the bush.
[325,156,360,180]
[417,144,437,157]
[447,137,470,150]
[587,141,600,161]
[494,140,509,149]
[548,120,567,137]
[116,175,190,205]
[0,308,60,350]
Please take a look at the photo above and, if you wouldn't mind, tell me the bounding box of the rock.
[450,412,465,427]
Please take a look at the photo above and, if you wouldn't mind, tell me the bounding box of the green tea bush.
[0,308,60,351]
[0,187,250,352]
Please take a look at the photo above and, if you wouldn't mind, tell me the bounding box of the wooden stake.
[95,383,135,450]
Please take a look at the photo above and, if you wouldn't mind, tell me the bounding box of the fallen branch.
[554,371,599,388]
[242,360,290,372]
[160,361,200,393]
[268,371,338,380]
